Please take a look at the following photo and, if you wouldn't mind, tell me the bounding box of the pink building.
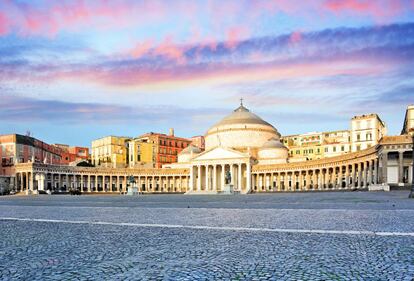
[190,135,205,150]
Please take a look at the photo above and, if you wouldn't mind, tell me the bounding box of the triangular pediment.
[192,147,249,161]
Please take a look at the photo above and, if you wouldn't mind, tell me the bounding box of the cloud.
[225,26,250,49]
[130,40,153,59]
[2,23,412,89]
[0,94,227,126]
[0,0,412,38]
[323,0,406,20]
[0,11,9,35]
[152,35,187,63]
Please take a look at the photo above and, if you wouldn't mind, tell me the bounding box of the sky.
[0,0,413,147]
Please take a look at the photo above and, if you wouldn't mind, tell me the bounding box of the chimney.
[169,128,174,136]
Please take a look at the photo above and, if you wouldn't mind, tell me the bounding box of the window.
[356,145,361,151]
[296,150,300,155]
[357,134,361,141]
[341,146,345,152]
[324,147,328,153]
[137,155,141,161]
[333,147,336,152]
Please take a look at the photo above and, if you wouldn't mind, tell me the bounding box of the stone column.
[367,160,372,186]
[254,174,258,191]
[345,165,350,189]
[381,152,388,184]
[197,165,202,192]
[305,171,310,191]
[205,165,209,191]
[246,163,251,193]
[289,172,293,191]
[50,173,54,192]
[19,173,24,191]
[29,172,34,192]
[189,165,194,192]
[276,173,280,191]
[319,169,324,189]
[362,162,367,188]
[398,151,404,184]
[87,175,91,192]
[221,164,225,191]
[298,172,303,191]
[238,163,242,192]
[25,172,28,192]
[158,176,165,192]
[213,165,217,192]
[79,174,83,191]
[317,170,322,190]
[373,159,378,184]
[357,163,362,188]
[73,174,77,190]
[109,175,113,192]
[312,170,317,190]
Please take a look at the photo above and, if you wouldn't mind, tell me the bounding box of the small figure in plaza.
[225,170,231,185]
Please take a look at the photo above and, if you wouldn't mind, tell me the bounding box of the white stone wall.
[258,148,288,160]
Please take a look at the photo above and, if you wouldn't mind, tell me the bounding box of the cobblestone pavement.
[0,191,414,280]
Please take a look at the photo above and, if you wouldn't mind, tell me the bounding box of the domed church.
[169,101,288,194]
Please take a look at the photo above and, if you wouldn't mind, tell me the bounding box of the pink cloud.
[225,26,249,49]
[24,55,393,91]
[0,0,167,37]
[289,31,302,44]
[152,36,186,63]
[324,0,405,20]
[130,40,153,58]
[0,11,9,35]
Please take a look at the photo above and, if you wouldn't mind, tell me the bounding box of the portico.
[187,147,252,194]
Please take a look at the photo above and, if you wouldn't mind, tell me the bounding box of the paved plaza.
[0,191,414,280]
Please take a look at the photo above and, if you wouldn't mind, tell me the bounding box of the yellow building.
[128,138,156,168]
[282,114,387,161]
[91,136,130,168]
[282,132,324,160]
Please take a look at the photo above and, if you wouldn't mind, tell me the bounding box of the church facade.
[11,103,414,195]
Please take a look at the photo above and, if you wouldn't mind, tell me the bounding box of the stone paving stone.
[0,192,413,280]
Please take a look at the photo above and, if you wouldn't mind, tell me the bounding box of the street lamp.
[409,128,414,198]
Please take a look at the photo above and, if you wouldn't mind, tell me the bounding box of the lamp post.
[409,128,414,198]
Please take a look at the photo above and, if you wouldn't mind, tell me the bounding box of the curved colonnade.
[13,143,398,194]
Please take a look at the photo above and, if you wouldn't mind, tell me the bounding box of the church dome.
[261,137,287,149]
[205,102,281,151]
[257,137,288,164]
[178,145,201,163]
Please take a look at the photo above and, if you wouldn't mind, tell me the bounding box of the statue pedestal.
[126,187,139,196]
[222,184,234,195]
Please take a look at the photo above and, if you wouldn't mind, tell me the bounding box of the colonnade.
[14,170,189,194]
[253,158,379,192]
